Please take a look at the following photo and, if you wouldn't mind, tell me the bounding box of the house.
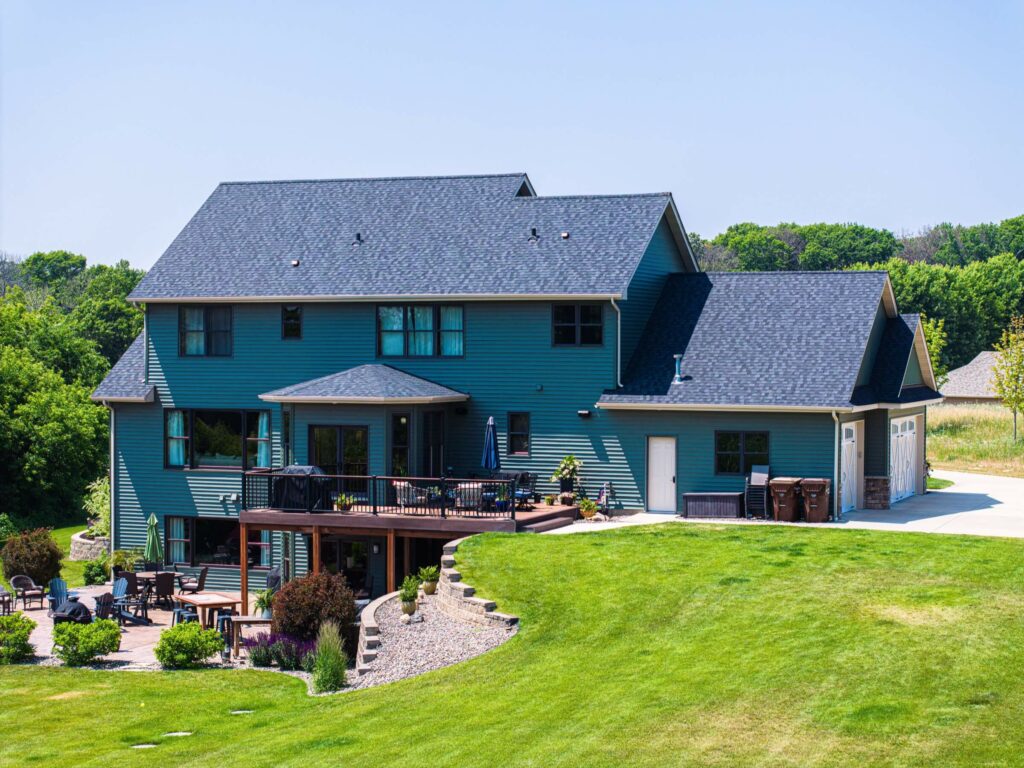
[942,351,1000,404]
[92,173,943,597]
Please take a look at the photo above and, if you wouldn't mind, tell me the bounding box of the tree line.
[0,250,144,529]
[689,215,1024,371]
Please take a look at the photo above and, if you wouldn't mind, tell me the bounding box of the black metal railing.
[243,470,518,520]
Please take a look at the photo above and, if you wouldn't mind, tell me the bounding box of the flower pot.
[559,478,574,494]
[401,600,418,616]
[422,581,437,596]
[260,608,272,619]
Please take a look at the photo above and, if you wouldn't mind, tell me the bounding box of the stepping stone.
[163,732,192,737]
[230,709,253,715]
[131,744,158,749]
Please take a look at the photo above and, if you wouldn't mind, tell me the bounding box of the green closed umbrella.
[144,513,162,568]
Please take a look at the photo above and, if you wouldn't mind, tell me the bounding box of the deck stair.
[520,516,575,533]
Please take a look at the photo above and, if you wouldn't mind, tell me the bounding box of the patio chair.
[121,570,141,597]
[455,481,483,512]
[745,464,770,520]
[153,572,176,610]
[394,480,428,510]
[112,577,150,626]
[0,586,12,616]
[93,593,116,622]
[10,575,45,610]
[514,472,536,509]
[46,578,70,616]
[178,566,208,595]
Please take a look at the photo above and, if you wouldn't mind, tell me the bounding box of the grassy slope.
[929,404,1024,477]
[4,524,1024,767]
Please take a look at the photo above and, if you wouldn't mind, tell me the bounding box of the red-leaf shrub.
[271,572,356,642]
[0,528,62,585]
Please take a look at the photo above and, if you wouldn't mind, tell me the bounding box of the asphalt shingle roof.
[130,174,682,301]
[599,271,897,409]
[943,351,998,399]
[259,364,469,403]
[850,314,925,405]
[90,334,154,402]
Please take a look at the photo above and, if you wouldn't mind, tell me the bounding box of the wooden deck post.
[239,521,249,614]
[312,526,321,575]
[386,529,396,593]
[403,535,411,578]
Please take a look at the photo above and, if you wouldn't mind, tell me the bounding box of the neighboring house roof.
[129,173,695,302]
[597,271,941,411]
[89,334,154,402]
[259,364,469,404]
[942,351,998,399]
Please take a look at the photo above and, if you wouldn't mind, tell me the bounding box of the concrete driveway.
[838,469,1024,539]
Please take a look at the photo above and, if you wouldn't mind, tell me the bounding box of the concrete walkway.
[546,469,1024,540]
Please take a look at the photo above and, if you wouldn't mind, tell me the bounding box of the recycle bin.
[800,478,831,523]
[768,477,801,522]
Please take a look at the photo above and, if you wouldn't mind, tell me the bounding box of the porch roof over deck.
[259,363,469,404]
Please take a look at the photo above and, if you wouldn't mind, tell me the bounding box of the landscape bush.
[52,619,120,666]
[271,634,316,671]
[243,633,275,667]
[271,572,356,642]
[153,621,224,669]
[82,555,108,586]
[82,476,110,538]
[0,528,63,585]
[0,613,37,664]
[312,621,347,693]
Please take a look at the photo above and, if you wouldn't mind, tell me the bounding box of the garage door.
[890,417,917,503]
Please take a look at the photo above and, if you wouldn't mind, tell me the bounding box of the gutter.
[103,402,116,552]
[610,297,623,388]
[130,292,624,305]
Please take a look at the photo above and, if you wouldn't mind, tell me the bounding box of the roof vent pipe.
[353,232,363,246]
[673,354,683,383]
[528,227,538,242]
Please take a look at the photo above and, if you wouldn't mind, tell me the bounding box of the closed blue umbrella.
[481,416,500,475]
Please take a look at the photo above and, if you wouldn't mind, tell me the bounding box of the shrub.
[418,565,439,583]
[312,621,347,693]
[399,574,419,603]
[109,548,141,575]
[0,613,37,664]
[271,572,356,642]
[82,554,109,586]
[271,634,316,671]
[243,632,275,667]
[83,476,111,538]
[154,621,224,669]
[52,619,120,666]
[0,513,19,543]
[0,528,62,585]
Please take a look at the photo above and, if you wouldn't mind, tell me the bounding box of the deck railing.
[242,470,518,521]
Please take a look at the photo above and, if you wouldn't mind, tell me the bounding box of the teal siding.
[902,350,924,387]
[620,216,687,369]
[855,300,887,386]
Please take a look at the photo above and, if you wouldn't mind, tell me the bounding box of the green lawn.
[927,476,954,490]
[929,403,1024,477]
[4,524,1024,766]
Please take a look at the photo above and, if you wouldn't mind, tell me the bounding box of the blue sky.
[2,1,1022,268]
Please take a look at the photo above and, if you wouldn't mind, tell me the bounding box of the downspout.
[610,298,623,388]
[104,402,116,552]
[832,410,841,520]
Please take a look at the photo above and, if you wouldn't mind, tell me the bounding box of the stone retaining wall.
[436,537,519,629]
[69,531,110,561]
[354,590,394,676]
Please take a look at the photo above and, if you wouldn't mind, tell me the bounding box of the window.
[715,431,769,475]
[377,305,464,357]
[164,409,271,470]
[508,412,530,455]
[281,305,302,339]
[391,413,410,476]
[552,303,603,346]
[179,306,232,356]
[166,517,192,564]
[165,517,270,568]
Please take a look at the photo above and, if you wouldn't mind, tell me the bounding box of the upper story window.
[552,303,603,346]
[377,305,464,357]
[507,412,530,456]
[715,431,769,475]
[281,305,302,339]
[165,409,271,470]
[179,306,232,356]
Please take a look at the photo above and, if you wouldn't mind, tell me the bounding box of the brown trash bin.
[768,477,801,522]
[800,478,831,523]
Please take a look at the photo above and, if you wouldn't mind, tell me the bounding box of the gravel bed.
[348,594,516,690]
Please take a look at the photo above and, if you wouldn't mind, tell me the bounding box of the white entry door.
[840,425,859,513]
[890,417,917,503]
[647,436,677,513]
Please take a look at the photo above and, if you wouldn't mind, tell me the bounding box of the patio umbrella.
[144,513,162,569]
[481,416,501,475]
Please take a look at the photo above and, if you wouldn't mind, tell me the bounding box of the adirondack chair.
[93,593,116,622]
[10,575,45,610]
[110,577,149,625]
[46,578,70,616]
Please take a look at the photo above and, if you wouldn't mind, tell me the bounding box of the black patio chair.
[10,575,45,610]
[153,572,176,610]
[178,566,208,595]
[0,586,13,616]
[515,472,537,509]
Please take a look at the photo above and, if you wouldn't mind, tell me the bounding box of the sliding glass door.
[310,425,369,494]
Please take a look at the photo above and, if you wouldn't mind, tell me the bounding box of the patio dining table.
[136,571,184,583]
[174,592,242,628]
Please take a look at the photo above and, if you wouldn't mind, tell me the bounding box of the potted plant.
[254,588,274,619]
[551,455,582,494]
[578,498,598,520]
[333,493,355,512]
[544,495,556,506]
[399,574,419,615]
[495,485,510,512]
[418,565,440,595]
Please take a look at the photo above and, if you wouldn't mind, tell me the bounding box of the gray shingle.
[599,271,893,409]
[943,351,997,399]
[130,174,680,301]
[850,314,922,405]
[90,334,154,402]
[259,364,469,403]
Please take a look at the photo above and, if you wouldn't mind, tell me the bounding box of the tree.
[992,316,1024,442]
[20,250,86,287]
[920,314,949,390]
